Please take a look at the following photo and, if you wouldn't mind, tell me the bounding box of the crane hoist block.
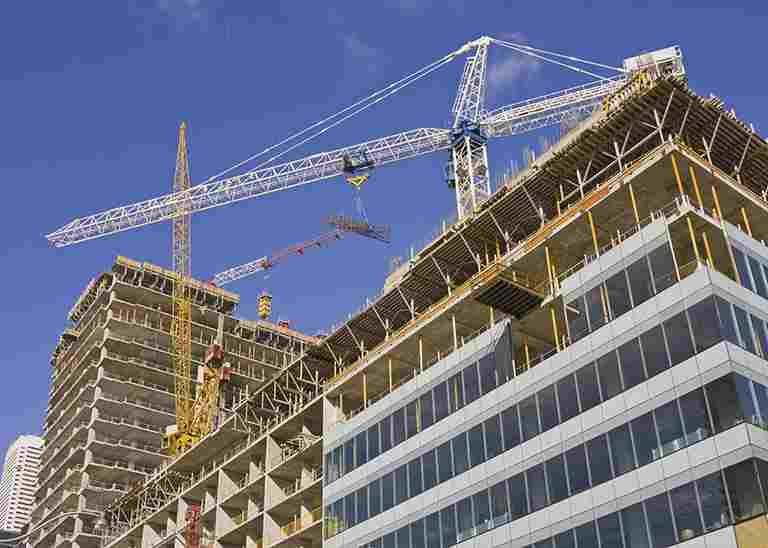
[258,293,272,320]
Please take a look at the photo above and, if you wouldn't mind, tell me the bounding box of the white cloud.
[342,34,380,62]
[488,32,541,94]
[155,0,207,27]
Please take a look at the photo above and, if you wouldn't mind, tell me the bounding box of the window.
[618,338,645,390]
[752,315,768,358]
[452,432,470,476]
[706,374,749,431]
[725,460,765,520]
[641,325,669,377]
[557,375,579,422]
[688,297,722,353]
[606,270,632,319]
[627,256,654,306]
[380,416,392,452]
[357,486,369,522]
[484,415,503,460]
[554,530,576,548]
[456,497,474,540]
[345,494,355,528]
[679,388,711,444]
[473,490,491,533]
[755,381,768,425]
[598,351,623,401]
[663,311,694,366]
[440,506,456,548]
[463,363,481,405]
[396,525,410,548]
[696,471,731,531]
[420,392,434,431]
[406,400,419,438]
[448,373,464,412]
[585,284,606,332]
[392,408,406,446]
[520,395,541,441]
[356,432,368,467]
[381,471,394,511]
[501,406,521,450]
[566,296,589,342]
[565,445,590,494]
[645,493,675,547]
[395,465,408,504]
[434,382,450,422]
[733,306,756,354]
[748,256,767,298]
[369,478,381,517]
[715,296,739,345]
[538,385,559,431]
[468,424,485,467]
[508,473,528,519]
[409,458,423,498]
[546,455,568,504]
[382,532,395,548]
[478,354,497,395]
[425,512,440,548]
[495,333,513,385]
[527,464,548,512]
[410,519,425,548]
[649,243,676,293]
[587,435,612,486]
[437,441,453,483]
[597,513,623,548]
[655,400,684,457]
[631,412,657,466]
[621,502,650,548]
[490,480,509,526]
[576,522,599,548]
[577,363,601,411]
[609,423,636,476]
[344,439,355,475]
[733,247,754,291]
[422,450,437,491]
[670,483,702,541]
[368,423,380,462]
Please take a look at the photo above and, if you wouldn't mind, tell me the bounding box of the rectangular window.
[748,256,767,298]
[663,311,695,366]
[356,486,369,523]
[715,296,739,345]
[539,385,559,431]
[566,444,590,494]
[631,412,657,466]
[621,502,650,548]
[649,243,676,294]
[345,494,356,528]
[369,478,381,517]
[733,247,754,291]
[597,513,623,548]
[333,446,343,478]
[696,471,731,531]
[619,338,646,390]
[755,382,768,426]
[406,400,419,438]
[344,439,355,475]
[420,391,434,431]
[546,454,568,504]
[495,333,513,385]
[628,256,654,306]
[332,500,343,533]
[468,424,485,467]
[355,432,368,467]
[382,532,395,548]
[605,270,632,319]
[396,526,410,548]
[644,493,675,548]
[688,297,722,353]
[490,480,509,526]
[473,490,491,533]
[501,406,521,450]
[655,400,684,457]
[392,408,406,446]
[554,530,576,548]
[381,471,394,511]
[452,432,470,476]
[433,382,450,422]
[609,423,636,476]
[527,463,548,512]
[437,441,453,483]
[409,457,423,498]
[520,395,540,441]
[725,460,765,520]
[557,374,579,422]
[440,506,457,548]
[395,465,408,504]
[380,416,392,453]
[733,306,756,354]
[679,388,712,444]
[566,296,589,342]
[585,284,606,332]
[456,497,474,541]
[641,325,669,377]
[463,363,481,405]
[422,450,437,491]
[410,519,425,548]
[577,363,601,411]
[576,522,599,548]
[425,512,440,548]
[670,483,702,541]
[484,415,503,460]
[587,435,612,486]
[598,351,623,401]
[448,373,464,412]
[368,423,380,462]
[508,473,528,519]
[752,315,768,358]
[706,374,751,432]
[478,354,497,395]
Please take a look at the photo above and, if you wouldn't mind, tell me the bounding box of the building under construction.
[34,38,768,548]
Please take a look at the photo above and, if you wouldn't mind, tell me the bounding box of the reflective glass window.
[554,530,575,548]
[425,512,440,548]
[356,432,367,467]
[577,363,601,411]
[752,315,768,358]
[452,432,470,476]
[670,483,702,541]
[456,497,473,541]
[484,415,503,460]
[369,478,381,517]
[490,480,509,526]
[655,400,684,457]
[395,465,408,504]
[448,373,464,412]
[706,374,751,432]
[598,351,623,401]
[392,408,406,446]
[576,522,599,548]
[557,374,579,422]
[587,435,612,486]
[495,332,513,384]
[463,363,481,405]
[434,382,450,422]
[748,256,767,298]
[597,513,623,548]
[566,296,589,342]
[688,297,722,353]
[344,439,355,475]
[641,325,669,377]
[609,423,636,476]
[508,473,528,519]
[368,423,380,461]
[468,424,485,467]
[345,494,355,528]
[422,450,437,491]
[410,519,425,548]
[478,354,497,395]
[632,412,658,466]
[473,490,491,533]
[409,457,423,498]
[621,502,650,548]
[381,471,394,511]
[696,471,731,531]
[733,247,754,290]
[539,385,559,431]
[679,388,712,443]
[585,284,606,332]
[534,541,553,548]
[502,406,521,450]
[520,395,541,441]
[565,444,590,494]
[725,460,765,520]
[440,506,456,548]
[754,381,768,425]
[383,532,395,548]
[437,441,453,483]
[619,338,646,390]
[527,464,548,512]
[357,486,369,523]
[645,493,675,547]
[396,525,410,548]
[715,296,739,345]
[406,399,419,438]
[628,256,654,306]
[546,454,568,504]
[380,416,392,452]
[734,306,756,354]
[420,391,434,431]
[664,311,695,366]
[606,270,632,318]
[649,243,676,293]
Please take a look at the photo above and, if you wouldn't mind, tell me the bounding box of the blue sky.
[1,1,766,456]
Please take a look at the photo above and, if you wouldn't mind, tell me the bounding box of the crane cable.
[491,38,626,74]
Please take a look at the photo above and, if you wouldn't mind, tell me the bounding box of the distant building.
[0,436,43,532]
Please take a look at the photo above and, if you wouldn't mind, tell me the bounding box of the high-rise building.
[0,435,43,532]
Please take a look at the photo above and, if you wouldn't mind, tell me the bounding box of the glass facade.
[360,459,768,548]
[325,372,768,538]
